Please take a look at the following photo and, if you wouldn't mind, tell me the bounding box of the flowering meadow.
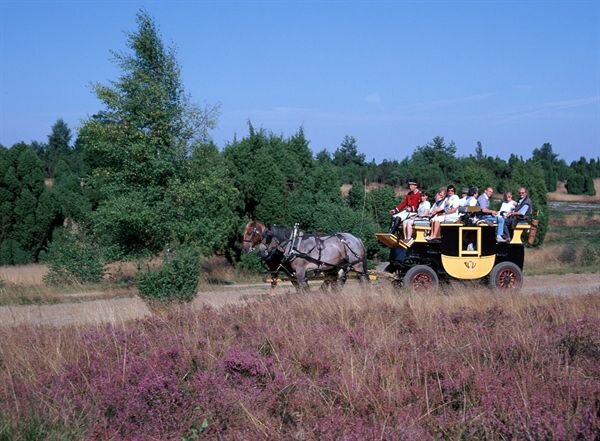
[1,288,598,440]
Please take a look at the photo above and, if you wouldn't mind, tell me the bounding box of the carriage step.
[375,233,410,249]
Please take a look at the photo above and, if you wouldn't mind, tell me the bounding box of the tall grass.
[0,264,48,286]
[1,287,598,440]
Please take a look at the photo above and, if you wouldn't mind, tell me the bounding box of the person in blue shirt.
[477,186,498,222]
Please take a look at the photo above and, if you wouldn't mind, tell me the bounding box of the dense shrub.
[236,251,264,274]
[43,229,104,284]
[579,243,599,266]
[137,246,200,303]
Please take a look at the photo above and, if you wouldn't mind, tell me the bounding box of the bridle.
[243,225,263,251]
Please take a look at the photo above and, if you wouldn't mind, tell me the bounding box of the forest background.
[1,11,599,283]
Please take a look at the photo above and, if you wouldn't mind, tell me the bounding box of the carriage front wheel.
[404,265,439,292]
[489,262,523,290]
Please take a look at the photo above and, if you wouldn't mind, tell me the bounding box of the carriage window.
[462,231,477,251]
[460,228,480,256]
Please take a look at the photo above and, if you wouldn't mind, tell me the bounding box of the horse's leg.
[270,272,278,290]
[335,268,347,292]
[295,267,309,293]
[352,255,369,284]
[321,272,337,292]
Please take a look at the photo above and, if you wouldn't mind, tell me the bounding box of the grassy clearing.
[1,286,597,440]
[0,256,264,306]
[529,202,600,274]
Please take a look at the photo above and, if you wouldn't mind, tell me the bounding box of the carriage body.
[376,221,532,290]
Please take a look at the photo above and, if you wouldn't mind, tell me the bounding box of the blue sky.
[1,0,598,163]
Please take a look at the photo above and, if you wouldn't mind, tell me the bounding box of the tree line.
[1,10,598,274]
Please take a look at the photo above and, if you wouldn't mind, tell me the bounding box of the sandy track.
[1,273,598,327]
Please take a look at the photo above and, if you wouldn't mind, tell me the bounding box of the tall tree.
[0,144,58,263]
[532,142,559,192]
[475,141,484,161]
[46,119,72,177]
[333,135,366,183]
[78,10,221,256]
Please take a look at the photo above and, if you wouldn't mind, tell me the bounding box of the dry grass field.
[0,264,47,286]
[548,178,600,202]
[1,286,598,440]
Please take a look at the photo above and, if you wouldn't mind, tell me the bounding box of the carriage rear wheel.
[489,262,523,290]
[404,265,439,291]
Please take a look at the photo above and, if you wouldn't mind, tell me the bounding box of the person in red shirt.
[388,180,421,234]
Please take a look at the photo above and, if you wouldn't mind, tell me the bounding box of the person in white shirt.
[426,185,460,240]
[498,192,516,217]
[402,191,432,244]
[458,188,469,207]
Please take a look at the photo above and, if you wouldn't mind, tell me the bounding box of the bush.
[579,244,599,266]
[236,252,264,275]
[557,245,577,264]
[137,247,200,303]
[43,230,104,285]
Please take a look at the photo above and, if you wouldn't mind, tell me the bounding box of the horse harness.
[266,225,362,272]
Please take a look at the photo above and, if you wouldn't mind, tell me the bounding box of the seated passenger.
[496,186,533,242]
[388,180,420,235]
[498,191,516,217]
[458,188,469,207]
[402,191,431,243]
[461,187,479,211]
[476,186,498,223]
[425,185,460,240]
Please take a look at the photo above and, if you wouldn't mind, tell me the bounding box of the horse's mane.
[267,224,293,242]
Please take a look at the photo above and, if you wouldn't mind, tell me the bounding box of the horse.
[242,220,369,291]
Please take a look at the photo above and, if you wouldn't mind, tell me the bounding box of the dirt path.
[1,273,598,327]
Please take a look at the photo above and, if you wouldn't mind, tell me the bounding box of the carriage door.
[442,226,495,279]
[459,227,481,257]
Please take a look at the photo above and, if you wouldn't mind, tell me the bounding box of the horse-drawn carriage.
[243,212,535,292]
[376,213,536,291]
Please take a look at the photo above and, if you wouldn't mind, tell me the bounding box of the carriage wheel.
[489,262,523,290]
[404,265,439,292]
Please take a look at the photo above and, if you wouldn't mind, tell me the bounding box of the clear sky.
[1,0,599,163]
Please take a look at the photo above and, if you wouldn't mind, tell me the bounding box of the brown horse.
[242,220,368,291]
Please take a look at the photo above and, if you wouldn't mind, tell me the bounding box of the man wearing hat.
[388,180,421,234]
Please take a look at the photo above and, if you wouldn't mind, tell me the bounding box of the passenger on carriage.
[496,187,533,242]
[498,191,517,217]
[401,191,431,245]
[458,188,469,207]
[476,186,498,223]
[425,185,460,241]
[388,180,421,235]
[461,187,479,210]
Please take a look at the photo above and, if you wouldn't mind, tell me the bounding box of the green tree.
[46,119,72,177]
[510,160,548,246]
[333,135,365,167]
[0,144,59,263]
[347,180,365,209]
[532,142,559,192]
[332,135,366,183]
[224,125,313,225]
[411,136,460,185]
[78,10,220,257]
[366,186,397,231]
[475,141,484,161]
